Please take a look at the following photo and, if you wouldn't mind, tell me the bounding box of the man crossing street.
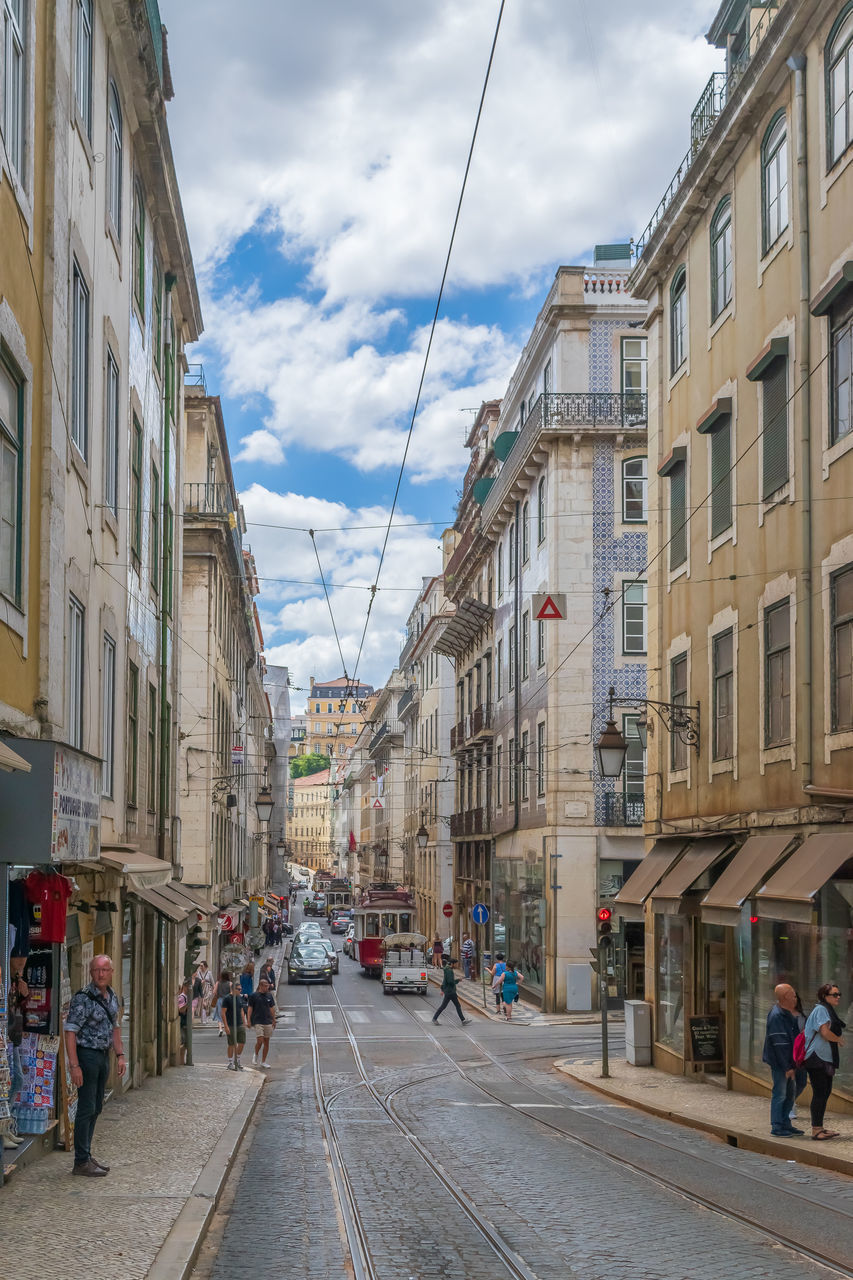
[432,959,471,1027]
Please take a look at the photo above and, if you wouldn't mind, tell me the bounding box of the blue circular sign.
[472,903,489,925]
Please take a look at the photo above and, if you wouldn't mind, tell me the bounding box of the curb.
[427,971,620,1026]
[147,1072,265,1280]
[553,1058,853,1178]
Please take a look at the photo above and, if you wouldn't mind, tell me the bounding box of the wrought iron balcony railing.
[183,482,233,517]
[450,807,492,838]
[602,791,645,828]
[525,391,647,435]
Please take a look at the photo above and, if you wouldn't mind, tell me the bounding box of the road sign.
[533,592,567,620]
[218,913,234,932]
[442,901,453,918]
[472,903,489,925]
[230,931,244,944]
[372,798,383,809]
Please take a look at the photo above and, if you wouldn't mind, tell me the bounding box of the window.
[710,198,733,321]
[827,6,853,166]
[163,501,173,614]
[761,113,788,252]
[101,634,116,796]
[521,611,529,680]
[508,736,516,802]
[496,637,503,700]
[709,416,732,536]
[669,458,687,570]
[537,721,545,796]
[537,618,545,668]
[67,595,85,749]
[3,0,25,178]
[831,302,853,446]
[133,180,145,315]
[508,625,516,690]
[764,599,791,746]
[622,581,647,655]
[71,261,89,458]
[670,653,688,771]
[0,354,23,605]
[520,730,529,801]
[622,457,647,523]
[521,500,529,562]
[670,268,687,374]
[130,415,142,565]
[496,544,503,598]
[623,715,645,802]
[543,359,552,395]
[621,337,647,401]
[763,357,789,494]
[150,463,160,590]
[537,477,545,543]
[127,661,139,806]
[831,565,853,731]
[508,521,516,581]
[74,0,93,137]
[712,630,734,760]
[107,81,122,236]
[104,347,119,514]
[163,701,171,817]
[166,317,176,422]
[152,256,163,373]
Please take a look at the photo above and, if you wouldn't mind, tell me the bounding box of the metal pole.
[184,955,194,1068]
[599,944,610,1078]
[480,923,487,1010]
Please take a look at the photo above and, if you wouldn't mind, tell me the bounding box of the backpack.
[792,1031,806,1067]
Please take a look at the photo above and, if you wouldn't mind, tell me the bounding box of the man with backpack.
[64,955,127,1176]
[761,983,805,1137]
[432,959,471,1027]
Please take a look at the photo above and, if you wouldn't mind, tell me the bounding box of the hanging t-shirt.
[25,871,73,944]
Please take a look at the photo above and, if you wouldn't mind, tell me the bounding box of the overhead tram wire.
[309,529,350,682]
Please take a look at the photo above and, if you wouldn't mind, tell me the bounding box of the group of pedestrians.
[763,981,846,1140]
[486,953,524,1020]
[215,957,279,1071]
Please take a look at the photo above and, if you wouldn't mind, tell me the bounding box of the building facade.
[305,675,374,758]
[291,768,331,870]
[626,0,853,1108]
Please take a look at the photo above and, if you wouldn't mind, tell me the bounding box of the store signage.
[688,1015,724,1063]
[0,740,101,864]
[218,914,235,932]
[231,743,244,766]
[230,931,244,944]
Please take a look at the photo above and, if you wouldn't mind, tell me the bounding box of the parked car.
[343,923,356,958]
[287,942,333,985]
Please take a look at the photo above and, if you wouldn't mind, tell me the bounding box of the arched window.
[107,80,123,236]
[761,113,788,253]
[827,5,853,166]
[622,456,647,523]
[670,267,687,375]
[710,197,733,321]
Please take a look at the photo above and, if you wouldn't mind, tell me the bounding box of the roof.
[293,769,331,788]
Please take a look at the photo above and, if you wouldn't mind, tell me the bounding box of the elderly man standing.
[762,983,805,1138]
[64,954,126,1176]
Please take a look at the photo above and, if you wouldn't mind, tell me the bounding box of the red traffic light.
[597,906,612,923]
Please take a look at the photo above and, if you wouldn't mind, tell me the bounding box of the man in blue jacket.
[762,983,804,1137]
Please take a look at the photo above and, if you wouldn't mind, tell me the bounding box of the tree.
[290,753,331,779]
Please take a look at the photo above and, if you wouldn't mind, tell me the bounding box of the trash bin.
[624,999,652,1066]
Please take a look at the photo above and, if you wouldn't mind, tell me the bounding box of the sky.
[160,0,722,707]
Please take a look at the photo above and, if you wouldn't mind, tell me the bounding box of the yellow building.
[305,675,374,758]
[626,0,853,1108]
[291,768,332,870]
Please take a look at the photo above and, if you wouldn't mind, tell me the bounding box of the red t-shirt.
[25,871,73,943]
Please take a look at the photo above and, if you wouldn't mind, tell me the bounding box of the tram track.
[306,987,541,1280]
[382,992,853,1279]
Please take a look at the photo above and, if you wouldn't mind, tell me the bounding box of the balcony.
[183,482,233,518]
[451,704,493,752]
[450,807,492,839]
[397,687,418,720]
[368,719,403,756]
[602,792,645,828]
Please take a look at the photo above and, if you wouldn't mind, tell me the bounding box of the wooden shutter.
[710,418,732,538]
[762,360,788,498]
[669,463,687,569]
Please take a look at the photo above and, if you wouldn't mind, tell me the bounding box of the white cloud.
[241,485,444,695]
[234,429,285,466]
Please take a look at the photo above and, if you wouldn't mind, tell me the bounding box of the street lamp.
[594,685,700,778]
[416,821,429,850]
[255,785,274,823]
[594,718,629,780]
[276,837,286,857]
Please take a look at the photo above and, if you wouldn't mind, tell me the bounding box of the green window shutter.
[762,360,788,498]
[670,463,687,569]
[710,418,732,538]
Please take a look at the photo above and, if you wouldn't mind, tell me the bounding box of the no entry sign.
[442,901,453,918]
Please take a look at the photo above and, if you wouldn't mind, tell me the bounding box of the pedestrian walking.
[63,954,127,1176]
[213,970,233,1037]
[804,982,845,1140]
[496,961,523,1020]
[221,982,247,1070]
[239,962,255,998]
[761,983,804,1137]
[431,932,444,969]
[461,932,475,981]
[195,959,214,1024]
[487,953,506,1012]
[273,919,283,946]
[432,959,471,1026]
[178,980,190,1065]
[248,977,277,1068]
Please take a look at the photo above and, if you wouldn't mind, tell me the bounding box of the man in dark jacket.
[432,959,471,1027]
[762,983,804,1137]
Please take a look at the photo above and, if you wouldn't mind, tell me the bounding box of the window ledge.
[758,227,791,280]
[69,440,90,489]
[821,429,853,479]
[71,109,95,183]
[760,743,794,775]
[821,141,853,207]
[0,593,27,649]
[709,757,735,779]
[667,363,688,398]
[0,163,34,250]
[667,562,688,591]
[708,525,735,559]
[708,304,733,343]
[758,484,791,526]
[824,727,853,762]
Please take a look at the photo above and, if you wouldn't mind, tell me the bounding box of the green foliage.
[290,752,331,779]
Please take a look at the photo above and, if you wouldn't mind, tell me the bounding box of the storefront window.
[735,877,853,1098]
[655,915,685,1053]
[121,903,133,1072]
[492,851,545,999]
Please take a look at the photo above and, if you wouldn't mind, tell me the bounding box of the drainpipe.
[513,500,521,829]
[787,55,812,794]
[159,276,177,861]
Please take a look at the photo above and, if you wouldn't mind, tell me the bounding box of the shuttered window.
[712,630,734,760]
[831,302,853,446]
[831,565,853,731]
[669,461,687,570]
[762,358,788,498]
[709,417,732,537]
[764,599,791,746]
[670,654,688,771]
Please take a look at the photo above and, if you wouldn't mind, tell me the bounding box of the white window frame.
[71,260,89,459]
[0,352,22,606]
[67,594,85,749]
[104,346,119,514]
[3,0,25,180]
[74,0,93,138]
[107,79,122,238]
[621,456,648,523]
[102,633,116,796]
[537,476,546,543]
[621,580,647,656]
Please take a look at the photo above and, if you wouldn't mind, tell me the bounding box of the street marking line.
[509,1103,564,1108]
[414,1011,434,1022]
[381,1011,406,1021]
[314,1010,333,1023]
[349,1011,368,1023]
[447,1102,503,1107]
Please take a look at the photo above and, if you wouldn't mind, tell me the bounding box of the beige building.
[305,675,374,758]
[626,0,853,1107]
[291,768,332,870]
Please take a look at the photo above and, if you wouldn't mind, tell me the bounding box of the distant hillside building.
[306,675,374,758]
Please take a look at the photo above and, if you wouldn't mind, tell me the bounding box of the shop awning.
[650,837,733,914]
[613,838,690,919]
[756,832,853,923]
[100,847,173,886]
[129,884,188,923]
[0,740,31,773]
[700,833,795,926]
[169,883,218,916]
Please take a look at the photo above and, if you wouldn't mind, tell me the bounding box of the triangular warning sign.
[535,594,564,620]
[372,798,383,809]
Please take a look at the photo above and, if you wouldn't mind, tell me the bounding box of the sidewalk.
[429,968,623,1026]
[555,1056,853,1177]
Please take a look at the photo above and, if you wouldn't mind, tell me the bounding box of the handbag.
[792,1031,806,1066]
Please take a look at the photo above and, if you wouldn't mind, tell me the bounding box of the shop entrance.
[694,922,727,1072]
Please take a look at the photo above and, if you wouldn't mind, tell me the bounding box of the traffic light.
[185,915,204,974]
[597,905,613,947]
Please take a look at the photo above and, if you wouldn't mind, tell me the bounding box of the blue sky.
[160,0,720,699]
